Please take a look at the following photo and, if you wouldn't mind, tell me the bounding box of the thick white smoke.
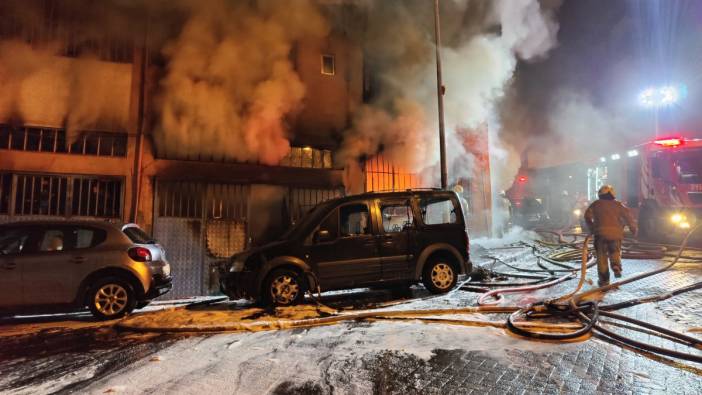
[0,40,131,142]
[156,0,329,164]
[339,0,561,191]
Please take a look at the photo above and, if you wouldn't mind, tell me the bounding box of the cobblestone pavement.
[0,245,700,394]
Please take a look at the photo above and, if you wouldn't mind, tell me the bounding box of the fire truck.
[587,136,702,240]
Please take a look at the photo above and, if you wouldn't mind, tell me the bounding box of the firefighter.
[584,185,637,287]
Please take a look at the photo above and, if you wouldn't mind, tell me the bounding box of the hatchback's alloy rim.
[270,275,300,304]
[431,263,454,289]
[94,284,128,316]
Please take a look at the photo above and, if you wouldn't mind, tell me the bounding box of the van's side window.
[340,204,370,236]
[381,204,413,233]
[420,198,458,225]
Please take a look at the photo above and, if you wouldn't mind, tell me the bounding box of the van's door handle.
[72,256,86,264]
[2,262,16,270]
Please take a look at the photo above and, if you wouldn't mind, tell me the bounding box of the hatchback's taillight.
[128,247,152,262]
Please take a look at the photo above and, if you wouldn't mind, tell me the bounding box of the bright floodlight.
[659,85,679,105]
[627,149,639,157]
[638,88,656,107]
[639,84,684,108]
[611,153,621,160]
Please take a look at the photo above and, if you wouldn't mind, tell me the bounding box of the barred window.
[2,173,123,218]
[14,174,68,216]
[365,155,422,192]
[0,125,127,157]
[71,177,122,218]
[157,182,203,219]
[0,173,11,214]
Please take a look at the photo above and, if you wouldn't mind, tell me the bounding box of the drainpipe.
[130,17,149,224]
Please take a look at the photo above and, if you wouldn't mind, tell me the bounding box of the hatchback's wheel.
[88,277,136,320]
[422,260,457,294]
[263,269,306,306]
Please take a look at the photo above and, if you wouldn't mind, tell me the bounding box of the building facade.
[0,3,358,298]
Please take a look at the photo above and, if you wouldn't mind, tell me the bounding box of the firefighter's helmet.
[598,185,616,198]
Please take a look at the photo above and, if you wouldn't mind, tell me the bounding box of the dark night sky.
[509,0,702,164]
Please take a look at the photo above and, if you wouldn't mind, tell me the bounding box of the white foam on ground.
[82,320,580,394]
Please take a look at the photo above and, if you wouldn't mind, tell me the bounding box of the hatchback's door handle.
[2,262,16,270]
[72,256,86,264]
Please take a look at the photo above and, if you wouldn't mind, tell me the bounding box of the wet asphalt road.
[0,317,181,394]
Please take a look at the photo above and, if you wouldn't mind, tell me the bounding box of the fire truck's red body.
[506,137,702,238]
[590,137,702,239]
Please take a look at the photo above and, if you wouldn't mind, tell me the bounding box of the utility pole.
[434,0,448,189]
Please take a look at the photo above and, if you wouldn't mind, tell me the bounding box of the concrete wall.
[293,32,363,148]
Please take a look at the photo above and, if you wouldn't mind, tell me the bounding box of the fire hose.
[117,227,702,366]
[505,224,702,363]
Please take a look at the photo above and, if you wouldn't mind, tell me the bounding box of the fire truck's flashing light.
[653,137,684,147]
[518,175,528,183]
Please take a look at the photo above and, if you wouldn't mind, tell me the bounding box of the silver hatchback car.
[0,221,172,319]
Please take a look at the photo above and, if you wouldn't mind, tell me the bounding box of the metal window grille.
[287,187,343,224]
[156,181,249,221]
[0,125,127,157]
[14,174,68,216]
[71,177,122,218]
[364,155,422,192]
[4,173,122,218]
[157,181,203,219]
[0,173,11,214]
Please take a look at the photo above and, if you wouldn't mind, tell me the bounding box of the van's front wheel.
[422,260,457,294]
[263,269,306,306]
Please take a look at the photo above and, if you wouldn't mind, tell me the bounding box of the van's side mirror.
[314,229,333,243]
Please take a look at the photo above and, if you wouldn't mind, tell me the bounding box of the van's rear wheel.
[263,269,306,306]
[422,260,457,294]
[88,277,136,320]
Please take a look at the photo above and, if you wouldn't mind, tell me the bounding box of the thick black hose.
[601,282,702,311]
[598,310,701,347]
[506,302,598,340]
[592,323,702,364]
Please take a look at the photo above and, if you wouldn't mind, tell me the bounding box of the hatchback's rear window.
[123,226,155,244]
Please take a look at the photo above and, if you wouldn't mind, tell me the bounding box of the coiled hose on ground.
[505,224,702,363]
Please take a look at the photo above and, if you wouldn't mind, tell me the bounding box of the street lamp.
[638,84,685,137]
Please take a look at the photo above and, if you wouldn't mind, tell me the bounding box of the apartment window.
[321,54,335,75]
[0,125,127,157]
